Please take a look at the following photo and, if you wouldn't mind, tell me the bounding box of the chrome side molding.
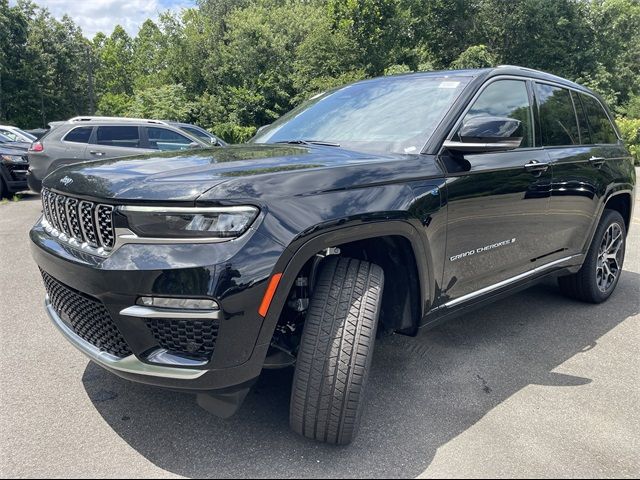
[443,254,582,308]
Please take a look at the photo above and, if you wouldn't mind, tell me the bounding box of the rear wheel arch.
[603,191,632,233]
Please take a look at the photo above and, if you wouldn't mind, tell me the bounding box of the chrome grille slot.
[55,195,71,236]
[65,198,82,239]
[96,205,115,248]
[41,188,115,252]
[79,201,98,247]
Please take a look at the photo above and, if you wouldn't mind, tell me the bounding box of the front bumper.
[26,169,42,193]
[1,163,28,193]
[31,216,286,393]
[45,297,208,380]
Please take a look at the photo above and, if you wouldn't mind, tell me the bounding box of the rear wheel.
[559,209,626,303]
[0,178,7,199]
[289,257,384,445]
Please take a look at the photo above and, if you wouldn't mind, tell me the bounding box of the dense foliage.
[1,0,639,155]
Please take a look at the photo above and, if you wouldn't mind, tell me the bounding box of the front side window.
[95,126,140,148]
[535,83,579,146]
[253,75,471,154]
[147,127,194,151]
[580,94,618,144]
[181,126,213,143]
[64,127,93,144]
[460,79,533,148]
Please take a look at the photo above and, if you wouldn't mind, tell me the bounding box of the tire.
[289,257,384,445]
[558,209,626,303]
[0,177,8,199]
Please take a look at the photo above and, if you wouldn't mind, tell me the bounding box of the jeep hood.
[43,144,442,202]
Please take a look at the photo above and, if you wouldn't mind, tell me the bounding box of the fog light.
[137,296,219,310]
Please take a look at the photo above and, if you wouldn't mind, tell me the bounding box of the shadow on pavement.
[82,272,640,478]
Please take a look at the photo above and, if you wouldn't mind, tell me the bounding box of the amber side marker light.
[258,273,283,317]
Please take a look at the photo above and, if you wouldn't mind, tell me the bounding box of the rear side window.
[64,127,93,144]
[461,79,534,148]
[95,126,140,148]
[580,94,618,144]
[535,83,579,146]
[147,127,194,151]
[572,92,591,144]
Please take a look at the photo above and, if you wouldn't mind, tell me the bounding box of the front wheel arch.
[255,220,431,346]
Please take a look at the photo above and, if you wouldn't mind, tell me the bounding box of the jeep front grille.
[41,188,115,250]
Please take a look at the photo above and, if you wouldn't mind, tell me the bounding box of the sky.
[12,0,197,38]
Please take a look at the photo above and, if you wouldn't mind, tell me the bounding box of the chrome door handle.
[89,151,105,156]
[589,156,606,167]
[524,160,550,173]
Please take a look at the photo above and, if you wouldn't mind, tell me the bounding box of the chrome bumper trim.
[45,297,208,380]
[119,305,221,320]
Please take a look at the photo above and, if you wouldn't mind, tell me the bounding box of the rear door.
[537,83,622,257]
[88,125,153,160]
[441,78,554,304]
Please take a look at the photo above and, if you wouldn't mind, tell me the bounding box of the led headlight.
[119,206,259,239]
[0,154,26,164]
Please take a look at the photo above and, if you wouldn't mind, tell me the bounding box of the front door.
[440,78,555,305]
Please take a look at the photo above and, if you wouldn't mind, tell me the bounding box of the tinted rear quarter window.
[64,127,93,144]
[535,83,579,146]
[95,126,140,148]
[580,94,618,144]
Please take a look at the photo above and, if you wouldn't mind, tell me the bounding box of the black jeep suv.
[30,66,635,445]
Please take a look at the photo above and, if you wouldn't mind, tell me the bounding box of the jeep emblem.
[60,176,73,186]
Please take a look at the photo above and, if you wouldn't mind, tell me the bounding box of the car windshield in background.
[252,75,471,154]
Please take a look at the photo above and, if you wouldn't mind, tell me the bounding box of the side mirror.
[444,116,522,153]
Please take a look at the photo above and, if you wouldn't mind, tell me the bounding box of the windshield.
[252,75,471,154]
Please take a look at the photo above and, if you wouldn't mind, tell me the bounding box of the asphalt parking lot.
[1,189,639,479]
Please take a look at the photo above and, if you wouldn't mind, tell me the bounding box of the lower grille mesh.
[40,270,132,357]
[145,318,219,360]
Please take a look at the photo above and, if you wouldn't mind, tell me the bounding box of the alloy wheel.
[596,222,623,292]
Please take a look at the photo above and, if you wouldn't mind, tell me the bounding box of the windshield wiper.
[275,139,341,147]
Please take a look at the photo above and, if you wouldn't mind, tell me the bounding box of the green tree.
[127,84,195,121]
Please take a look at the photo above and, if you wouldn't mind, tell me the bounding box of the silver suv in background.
[26,117,224,193]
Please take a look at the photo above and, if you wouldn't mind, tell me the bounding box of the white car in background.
[0,125,37,143]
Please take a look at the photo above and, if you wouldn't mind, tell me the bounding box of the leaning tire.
[559,209,626,303]
[289,257,384,445]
